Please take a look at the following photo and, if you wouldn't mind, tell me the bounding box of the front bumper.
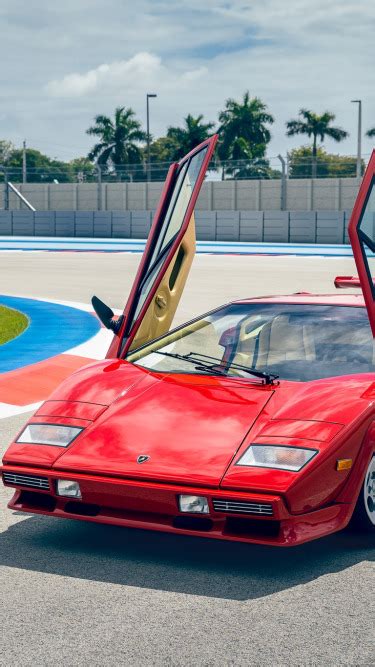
[1,465,353,547]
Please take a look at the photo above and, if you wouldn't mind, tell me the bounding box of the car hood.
[52,365,275,486]
[6,361,374,490]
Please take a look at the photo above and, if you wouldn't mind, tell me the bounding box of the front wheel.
[350,455,375,533]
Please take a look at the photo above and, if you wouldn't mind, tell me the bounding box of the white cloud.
[46,52,207,99]
[0,0,374,159]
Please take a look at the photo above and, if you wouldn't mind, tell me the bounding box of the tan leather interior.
[255,315,316,368]
[128,214,196,352]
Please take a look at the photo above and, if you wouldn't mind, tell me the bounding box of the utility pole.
[4,170,9,210]
[278,155,287,211]
[22,140,27,183]
[97,164,102,211]
[146,93,157,182]
[351,100,362,178]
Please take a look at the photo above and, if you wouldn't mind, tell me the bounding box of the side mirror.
[91,296,123,334]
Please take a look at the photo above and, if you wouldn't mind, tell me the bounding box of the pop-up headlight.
[16,424,83,447]
[236,445,317,472]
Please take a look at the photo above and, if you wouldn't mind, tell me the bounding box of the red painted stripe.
[0,354,93,405]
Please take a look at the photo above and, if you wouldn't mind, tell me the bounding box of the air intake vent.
[3,472,50,491]
[213,499,273,516]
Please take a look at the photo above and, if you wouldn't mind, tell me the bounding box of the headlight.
[56,479,81,498]
[236,444,318,472]
[178,495,209,513]
[16,424,83,447]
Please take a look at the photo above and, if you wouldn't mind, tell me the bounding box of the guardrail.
[5,182,36,211]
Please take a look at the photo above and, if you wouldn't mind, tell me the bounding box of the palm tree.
[219,136,271,180]
[86,107,147,179]
[218,92,274,161]
[366,128,375,138]
[286,109,348,178]
[166,114,215,161]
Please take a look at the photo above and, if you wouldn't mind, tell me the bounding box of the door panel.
[348,150,375,335]
[127,213,196,352]
[106,135,218,358]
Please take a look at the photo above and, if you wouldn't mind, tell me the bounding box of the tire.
[350,455,375,533]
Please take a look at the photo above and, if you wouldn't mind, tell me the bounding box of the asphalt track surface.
[0,250,374,666]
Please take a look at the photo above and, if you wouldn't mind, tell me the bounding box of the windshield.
[127,303,375,382]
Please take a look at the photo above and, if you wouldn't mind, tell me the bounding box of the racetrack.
[0,249,358,325]
[0,250,374,666]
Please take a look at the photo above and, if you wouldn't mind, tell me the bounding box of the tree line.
[1,92,374,182]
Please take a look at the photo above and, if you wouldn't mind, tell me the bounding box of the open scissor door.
[348,150,375,335]
[106,134,218,358]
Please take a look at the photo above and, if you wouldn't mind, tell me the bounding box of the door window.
[348,151,375,336]
[126,145,208,331]
[149,147,207,268]
[357,180,375,295]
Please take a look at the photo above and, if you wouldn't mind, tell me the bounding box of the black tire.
[350,455,375,533]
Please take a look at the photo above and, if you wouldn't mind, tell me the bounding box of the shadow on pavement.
[1,512,373,601]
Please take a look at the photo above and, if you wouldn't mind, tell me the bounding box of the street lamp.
[146,93,157,182]
[351,99,362,178]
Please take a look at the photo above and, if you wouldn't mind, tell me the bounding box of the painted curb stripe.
[0,297,111,418]
[0,236,354,257]
[0,295,100,373]
[0,353,93,405]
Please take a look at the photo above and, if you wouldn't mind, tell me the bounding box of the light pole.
[146,93,157,182]
[351,99,362,178]
[22,140,27,183]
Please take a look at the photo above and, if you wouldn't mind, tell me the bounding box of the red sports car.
[2,137,375,546]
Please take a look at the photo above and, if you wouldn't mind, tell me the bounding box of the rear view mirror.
[92,296,123,334]
[219,326,238,349]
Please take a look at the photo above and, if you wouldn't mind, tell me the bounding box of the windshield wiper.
[153,351,278,385]
[153,350,227,376]
[185,353,279,385]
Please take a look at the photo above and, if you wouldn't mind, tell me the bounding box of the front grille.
[213,498,273,516]
[3,472,50,491]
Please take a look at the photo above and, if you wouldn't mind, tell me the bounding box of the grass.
[0,305,29,345]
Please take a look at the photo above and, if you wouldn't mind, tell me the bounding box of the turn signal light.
[336,459,353,471]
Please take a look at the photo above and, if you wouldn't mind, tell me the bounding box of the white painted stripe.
[15,296,123,316]
[63,328,113,360]
[0,401,42,419]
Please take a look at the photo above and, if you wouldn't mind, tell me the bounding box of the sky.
[1,0,374,163]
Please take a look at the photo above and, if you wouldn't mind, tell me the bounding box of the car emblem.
[137,455,150,464]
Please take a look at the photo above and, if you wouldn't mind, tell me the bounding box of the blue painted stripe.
[0,296,100,373]
[0,236,354,257]
[0,235,350,248]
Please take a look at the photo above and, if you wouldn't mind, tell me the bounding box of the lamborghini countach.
[2,136,375,546]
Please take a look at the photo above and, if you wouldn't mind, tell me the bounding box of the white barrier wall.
[0,210,352,244]
[0,177,361,212]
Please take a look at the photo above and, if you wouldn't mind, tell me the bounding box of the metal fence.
[0,154,370,186]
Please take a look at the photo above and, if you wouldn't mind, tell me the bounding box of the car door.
[107,135,218,358]
[348,149,375,335]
